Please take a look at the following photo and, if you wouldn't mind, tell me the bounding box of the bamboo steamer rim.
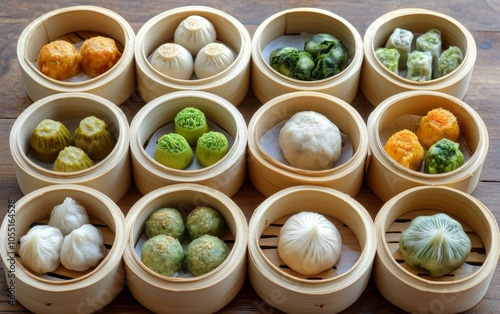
[374,185,500,293]
[248,185,376,293]
[17,5,135,100]
[123,183,248,290]
[10,92,130,184]
[363,8,476,89]
[367,90,489,185]
[135,5,251,89]
[252,7,363,90]
[0,184,126,290]
[129,90,247,182]
[247,91,369,182]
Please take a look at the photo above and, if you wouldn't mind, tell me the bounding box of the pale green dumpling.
[186,234,230,276]
[186,206,226,240]
[399,213,471,277]
[174,107,210,145]
[141,234,185,277]
[196,131,229,167]
[154,133,193,169]
[145,208,186,241]
[53,146,94,172]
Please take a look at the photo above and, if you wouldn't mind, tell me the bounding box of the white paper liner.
[259,119,354,170]
[380,114,472,173]
[143,120,234,170]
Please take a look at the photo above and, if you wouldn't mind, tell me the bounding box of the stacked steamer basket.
[360,8,476,106]
[129,91,247,197]
[247,91,369,198]
[9,92,131,203]
[134,6,252,105]
[17,5,136,105]
[373,186,500,313]
[123,183,248,314]
[247,185,376,313]
[0,185,126,314]
[251,7,364,105]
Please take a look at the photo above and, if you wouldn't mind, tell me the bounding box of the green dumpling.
[154,133,193,169]
[145,207,186,242]
[53,146,94,172]
[186,234,230,276]
[186,206,226,240]
[174,107,210,146]
[424,138,464,174]
[195,131,229,167]
[74,116,116,160]
[30,119,72,163]
[141,234,185,277]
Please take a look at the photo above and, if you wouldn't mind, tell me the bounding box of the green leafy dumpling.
[416,28,442,68]
[269,47,315,81]
[30,119,72,163]
[195,131,229,167]
[154,133,194,169]
[399,213,471,277]
[375,47,400,74]
[53,146,94,172]
[311,41,349,80]
[141,234,185,277]
[385,27,414,70]
[186,234,230,276]
[174,107,210,146]
[74,116,116,160]
[145,207,186,242]
[304,33,343,60]
[424,138,464,174]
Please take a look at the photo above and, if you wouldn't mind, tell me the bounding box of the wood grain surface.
[1,0,499,312]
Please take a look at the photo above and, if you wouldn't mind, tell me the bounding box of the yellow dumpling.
[416,108,460,149]
[384,129,424,171]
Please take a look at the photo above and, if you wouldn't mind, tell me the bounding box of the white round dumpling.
[194,42,235,79]
[279,111,342,170]
[151,43,194,80]
[278,212,342,275]
[19,225,64,274]
[48,197,90,236]
[174,15,217,56]
[60,224,106,271]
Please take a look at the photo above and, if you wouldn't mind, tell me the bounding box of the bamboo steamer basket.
[360,8,476,106]
[17,5,136,105]
[374,186,500,313]
[135,6,251,105]
[123,183,248,314]
[251,7,363,105]
[365,90,488,202]
[9,92,131,202]
[247,185,376,313]
[247,91,369,198]
[0,184,126,314]
[129,90,247,197]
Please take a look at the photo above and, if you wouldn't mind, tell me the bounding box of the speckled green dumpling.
[186,234,230,276]
[186,206,226,240]
[145,207,186,241]
[141,234,185,277]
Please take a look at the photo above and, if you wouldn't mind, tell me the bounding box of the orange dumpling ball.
[37,40,82,80]
[384,129,424,171]
[416,108,460,149]
[80,36,122,78]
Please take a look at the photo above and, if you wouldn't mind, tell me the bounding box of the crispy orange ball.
[384,129,424,171]
[80,36,121,78]
[416,108,460,149]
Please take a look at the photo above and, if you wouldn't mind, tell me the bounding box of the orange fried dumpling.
[384,129,424,171]
[80,36,122,77]
[416,108,460,148]
[37,40,82,80]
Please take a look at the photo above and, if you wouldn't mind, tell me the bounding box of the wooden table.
[1,0,499,312]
